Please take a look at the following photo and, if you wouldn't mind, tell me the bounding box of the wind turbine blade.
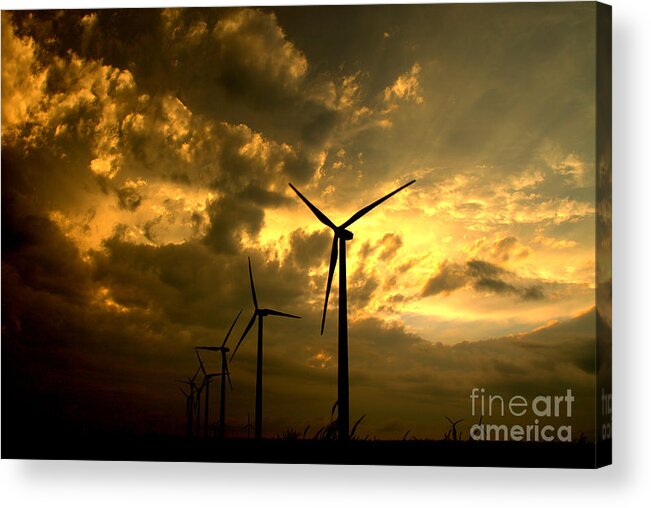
[266,309,301,319]
[191,366,201,383]
[288,183,337,230]
[178,387,188,398]
[321,234,338,335]
[341,179,416,228]
[248,257,259,310]
[222,308,243,347]
[195,349,207,376]
[225,360,233,391]
[231,312,256,361]
[195,346,222,351]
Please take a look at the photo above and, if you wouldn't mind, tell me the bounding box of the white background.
[1,0,649,506]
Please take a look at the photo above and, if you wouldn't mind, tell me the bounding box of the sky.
[1,4,609,441]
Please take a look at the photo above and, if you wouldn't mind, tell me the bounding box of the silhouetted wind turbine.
[193,374,208,436]
[289,179,415,441]
[176,366,201,437]
[445,416,464,442]
[231,257,301,439]
[195,309,241,440]
[243,412,254,439]
[195,350,222,437]
[178,387,193,436]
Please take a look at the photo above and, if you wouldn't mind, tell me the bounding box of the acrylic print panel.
[1,2,611,468]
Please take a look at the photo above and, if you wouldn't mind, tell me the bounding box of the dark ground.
[2,430,611,468]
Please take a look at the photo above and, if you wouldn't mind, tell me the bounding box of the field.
[3,430,610,468]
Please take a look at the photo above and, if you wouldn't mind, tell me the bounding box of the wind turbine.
[288,178,415,441]
[243,412,254,439]
[195,309,242,440]
[176,366,201,437]
[230,257,301,439]
[193,374,209,436]
[195,350,223,437]
[445,416,464,441]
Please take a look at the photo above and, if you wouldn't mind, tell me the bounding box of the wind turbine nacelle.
[340,229,354,240]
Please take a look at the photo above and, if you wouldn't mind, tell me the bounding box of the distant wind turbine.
[243,412,254,439]
[193,373,209,436]
[195,350,223,438]
[231,257,301,439]
[445,416,464,442]
[289,178,415,441]
[176,366,201,437]
[195,309,242,440]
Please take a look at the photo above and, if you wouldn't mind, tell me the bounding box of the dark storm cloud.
[208,8,308,98]
[466,259,505,278]
[521,286,545,301]
[6,8,327,187]
[483,236,529,263]
[339,309,597,437]
[470,260,545,301]
[349,274,380,312]
[92,237,245,328]
[7,4,598,194]
[116,181,143,211]
[2,213,93,304]
[422,258,545,301]
[203,196,265,254]
[281,2,597,198]
[202,185,294,255]
[90,230,320,335]
[2,213,217,435]
[346,233,407,311]
[474,277,519,295]
[357,233,404,263]
[420,261,467,297]
[378,233,403,262]
[469,259,545,301]
[287,228,331,270]
[3,11,311,257]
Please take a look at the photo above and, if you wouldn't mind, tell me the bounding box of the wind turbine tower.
[230,257,301,440]
[195,309,241,439]
[289,179,415,441]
